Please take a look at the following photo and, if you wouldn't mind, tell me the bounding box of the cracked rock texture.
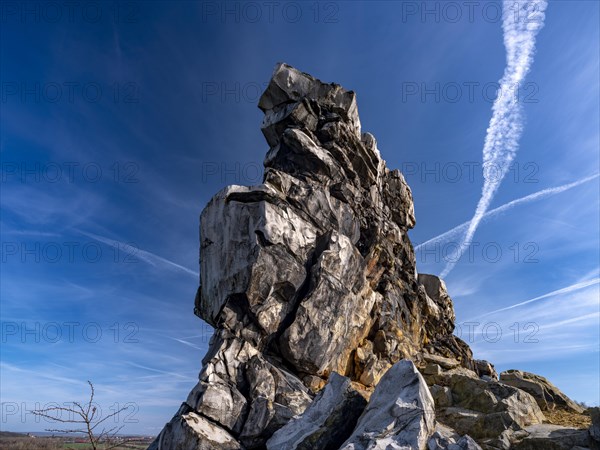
[149,64,590,450]
[266,372,368,450]
[499,370,584,414]
[338,360,435,450]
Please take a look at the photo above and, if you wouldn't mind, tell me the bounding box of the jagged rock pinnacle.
[149,64,591,450]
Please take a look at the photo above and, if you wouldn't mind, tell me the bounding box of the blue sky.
[1,1,598,435]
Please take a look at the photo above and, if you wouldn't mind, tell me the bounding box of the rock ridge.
[149,63,594,450]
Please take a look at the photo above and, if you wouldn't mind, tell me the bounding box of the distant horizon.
[1,431,155,437]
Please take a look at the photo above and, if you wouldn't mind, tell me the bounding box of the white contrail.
[167,336,205,351]
[473,278,600,319]
[539,312,600,331]
[126,362,196,381]
[415,173,599,252]
[441,1,548,278]
[77,230,199,278]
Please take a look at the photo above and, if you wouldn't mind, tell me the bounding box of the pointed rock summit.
[149,64,595,450]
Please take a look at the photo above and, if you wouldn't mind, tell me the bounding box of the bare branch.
[73,400,87,418]
[30,381,129,450]
[44,428,87,433]
[93,404,129,428]
[97,425,125,450]
[90,404,98,423]
[31,409,86,424]
[86,380,95,416]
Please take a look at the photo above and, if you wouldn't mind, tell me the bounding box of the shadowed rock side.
[266,372,368,450]
[149,64,594,450]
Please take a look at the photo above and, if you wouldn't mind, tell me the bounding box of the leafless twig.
[31,381,132,450]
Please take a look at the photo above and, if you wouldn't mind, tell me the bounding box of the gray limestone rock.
[194,64,468,386]
[499,370,585,413]
[266,372,368,450]
[474,360,499,381]
[148,404,243,450]
[428,423,482,450]
[430,368,545,439]
[160,63,452,449]
[339,360,435,450]
[513,424,590,449]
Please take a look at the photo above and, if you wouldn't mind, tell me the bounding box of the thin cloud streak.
[167,336,206,351]
[471,278,600,319]
[441,0,548,277]
[539,312,600,331]
[415,174,599,252]
[126,362,197,381]
[0,362,87,387]
[76,229,199,278]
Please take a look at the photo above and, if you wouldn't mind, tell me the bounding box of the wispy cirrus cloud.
[76,229,199,278]
[472,277,600,319]
[458,278,599,383]
[415,173,599,252]
[441,1,548,278]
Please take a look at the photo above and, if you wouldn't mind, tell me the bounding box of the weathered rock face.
[512,424,591,449]
[422,364,545,439]
[148,404,242,450]
[475,360,498,381]
[266,372,368,450]
[499,370,584,414]
[195,63,472,386]
[150,64,589,450]
[151,63,470,450]
[339,360,435,450]
[428,423,483,450]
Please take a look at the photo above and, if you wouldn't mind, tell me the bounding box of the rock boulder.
[266,372,368,450]
[499,370,584,413]
[340,360,435,450]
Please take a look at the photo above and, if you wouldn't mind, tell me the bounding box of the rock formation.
[149,64,594,450]
[499,370,585,414]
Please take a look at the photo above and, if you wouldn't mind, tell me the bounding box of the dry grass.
[0,436,150,449]
[544,408,592,429]
[0,436,64,449]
